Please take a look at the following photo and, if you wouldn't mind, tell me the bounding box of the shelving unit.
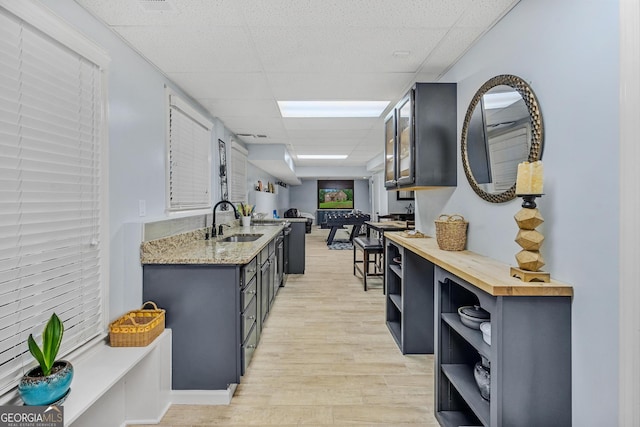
[435,266,572,427]
[385,240,434,354]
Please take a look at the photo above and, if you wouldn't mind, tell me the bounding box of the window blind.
[168,94,212,210]
[0,6,106,395]
[229,142,248,203]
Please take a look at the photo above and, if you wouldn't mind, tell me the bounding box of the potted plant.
[18,313,73,406]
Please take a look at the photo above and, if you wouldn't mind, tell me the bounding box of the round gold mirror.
[461,74,543,203]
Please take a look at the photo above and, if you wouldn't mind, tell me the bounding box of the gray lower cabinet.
[385,240,434,354]
[143,264,241,390]
[434,266,572,426]
[142,240,280,391]
[286,221,305,274]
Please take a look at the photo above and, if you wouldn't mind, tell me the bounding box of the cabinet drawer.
[241,295,257,342]
[241,276,257,311]
[260,245,269,265]
[242,257,257,287]
[241,323,257,375]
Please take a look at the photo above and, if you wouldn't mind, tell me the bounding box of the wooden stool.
[353,236,383,291]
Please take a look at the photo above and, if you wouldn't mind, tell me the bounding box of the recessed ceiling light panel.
[297,154,348,160]
[278,101,389,118]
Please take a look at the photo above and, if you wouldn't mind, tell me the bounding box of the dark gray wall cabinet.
[384,82,457,190]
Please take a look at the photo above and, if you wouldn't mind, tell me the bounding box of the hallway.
[145,228,437,426]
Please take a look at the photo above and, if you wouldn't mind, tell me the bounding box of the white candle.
[516,160,544,195]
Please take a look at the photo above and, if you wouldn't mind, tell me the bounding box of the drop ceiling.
[75,0,519,175]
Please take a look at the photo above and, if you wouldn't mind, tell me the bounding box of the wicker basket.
[109,301,165,347]
[435,214,468,251]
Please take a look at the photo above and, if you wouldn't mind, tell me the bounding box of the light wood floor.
[143,228,437,426]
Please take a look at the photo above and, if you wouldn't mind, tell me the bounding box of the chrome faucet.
[206,200,239,240]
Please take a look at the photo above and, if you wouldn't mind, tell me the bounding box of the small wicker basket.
[435,214,468,251]
[109,301,165,347]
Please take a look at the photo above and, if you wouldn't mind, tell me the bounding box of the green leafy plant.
[237,203,254,216]
[27,313,63,376]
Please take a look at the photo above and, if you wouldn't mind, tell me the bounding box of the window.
[229,141,248,203]
[0,3,108,395]
[167,91,212,211]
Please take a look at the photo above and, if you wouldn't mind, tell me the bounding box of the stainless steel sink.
[220,233,263,243]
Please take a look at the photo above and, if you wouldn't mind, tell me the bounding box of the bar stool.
[353,236,384,291]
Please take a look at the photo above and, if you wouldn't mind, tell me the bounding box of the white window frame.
[229,140,248,204]
[165,88,213,212]
[0,0,110,397]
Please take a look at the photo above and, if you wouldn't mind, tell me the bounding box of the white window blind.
[229,142,248,203]
[0,4,107,395]
[168,94,212,210]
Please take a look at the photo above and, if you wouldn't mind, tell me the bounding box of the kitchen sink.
[220,233,263,243]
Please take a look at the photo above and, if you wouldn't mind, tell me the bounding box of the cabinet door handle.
[246,290,255,295]
[248,315,255,320]
[247,344,256,349]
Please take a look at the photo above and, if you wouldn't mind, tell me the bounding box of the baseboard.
[169,385,237,405]
[123,401,172,426]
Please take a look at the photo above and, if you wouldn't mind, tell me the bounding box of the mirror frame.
[461,74,544,203]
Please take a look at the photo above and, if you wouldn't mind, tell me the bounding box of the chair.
[353,236,384,291]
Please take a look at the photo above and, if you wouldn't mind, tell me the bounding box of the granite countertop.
[140,224,284,265]
[253,217,308,223]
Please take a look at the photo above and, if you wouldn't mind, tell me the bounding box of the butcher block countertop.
[385,232,573,297]
[140,223,284,265]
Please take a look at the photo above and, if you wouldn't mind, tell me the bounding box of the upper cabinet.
[384,83,457,190]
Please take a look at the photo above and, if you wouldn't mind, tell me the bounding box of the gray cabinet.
[384,82,457,190]
[143,264,241,390]
[141,237,281,391]
[434,266,572,426]
[285,221,305,274]
[385,240,434,354]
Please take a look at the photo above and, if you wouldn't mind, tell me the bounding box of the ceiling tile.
[113,25,261,72]
[76,0,245,26]
[241,0,467,28]
[199,99,281,118]
[167,72,274,99]
[267,72,415,102]
[75,0,520,175]
[251,26,449,73]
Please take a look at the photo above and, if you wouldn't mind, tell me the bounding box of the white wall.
[290,179,371,221]
[38,0,238,321]
[247,163,290,216]
[429,0,619,423]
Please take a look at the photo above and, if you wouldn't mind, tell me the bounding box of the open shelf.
[384,239,434,354]
[435,267,572,426]
[436,410,483,427]
[442,313,490,360]
[389,264,402,278]
[441,364,490,426]
[389,293,402,312]
[386,320,401,347]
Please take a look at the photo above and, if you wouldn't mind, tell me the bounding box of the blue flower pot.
[18,360,73,406]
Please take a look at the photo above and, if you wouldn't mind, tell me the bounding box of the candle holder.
[510,194,551,283]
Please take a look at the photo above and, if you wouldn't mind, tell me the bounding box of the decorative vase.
[18,360,73,406]
[473,359,490,401]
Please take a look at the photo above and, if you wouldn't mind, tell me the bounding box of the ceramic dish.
[458,305,490,330]
[480,322,491,345]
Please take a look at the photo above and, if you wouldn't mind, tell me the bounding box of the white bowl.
[480,322,491,345]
